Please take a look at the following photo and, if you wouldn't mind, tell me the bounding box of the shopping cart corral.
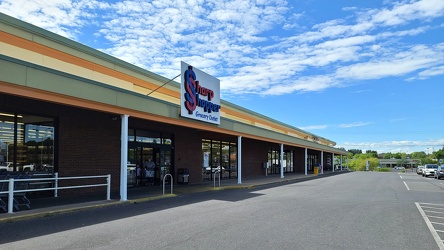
[0,173,111,214]
[0,173,31,212]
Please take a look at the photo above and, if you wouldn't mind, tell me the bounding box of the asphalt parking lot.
[1,171,444,249]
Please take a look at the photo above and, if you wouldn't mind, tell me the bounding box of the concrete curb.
[0,200,125,223]
[0,185,255,223]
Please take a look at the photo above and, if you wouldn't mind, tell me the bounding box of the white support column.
[237,136,242,184]
[321,151,324,174]
[120,114,129,201]
[280,144,284,179]
[304,148,308,175]
[332,153,335,173]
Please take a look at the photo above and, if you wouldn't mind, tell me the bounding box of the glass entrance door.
[127,146,172,187]
[129,147,157,186]
[127,129,174,187]
[159,148,172,183]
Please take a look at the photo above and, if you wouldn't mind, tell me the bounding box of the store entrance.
[128,145,172,187]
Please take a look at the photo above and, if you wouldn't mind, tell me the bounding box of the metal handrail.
[213,170,221,188]
[0,173,111,214]
[162,174,173,195]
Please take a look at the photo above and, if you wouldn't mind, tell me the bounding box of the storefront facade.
[0,13,348,200]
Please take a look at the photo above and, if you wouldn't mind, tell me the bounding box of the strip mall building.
[0,13,348,200]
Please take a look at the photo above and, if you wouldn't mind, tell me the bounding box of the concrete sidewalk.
[0,171,349,223]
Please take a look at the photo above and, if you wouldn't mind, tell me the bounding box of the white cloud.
[416,65,444,79]
[260,75,337,95]
[339,138,444,153]
[0,0,103,39]
[316,35,376,49]
[350,89,372,94]
[300,125,328,130]
[339,122,373,128]
[335,44,444,80]
[1,0,443,95]
[390,117,411,122]
[370,0,444,27]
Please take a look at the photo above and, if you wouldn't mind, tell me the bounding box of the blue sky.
[1,0,443,154]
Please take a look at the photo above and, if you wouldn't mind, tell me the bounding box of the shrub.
[348,157,380,171]
[376,167,391,172]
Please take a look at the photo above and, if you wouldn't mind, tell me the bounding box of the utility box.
[177,168,190,184]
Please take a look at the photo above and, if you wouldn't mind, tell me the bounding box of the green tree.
[383,152,393,159]
[348,149,362,156]
[366,150,378,158]
[347,152,354,159]
[411,151,427,159]
[397,158,409,167]
[393,152,403,159]
[421,158,436,165]
[432,147,444,162]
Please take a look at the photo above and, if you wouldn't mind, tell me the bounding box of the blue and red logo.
[184,66,220,115]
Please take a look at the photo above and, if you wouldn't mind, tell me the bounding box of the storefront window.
[136,130,161,143]
[267,148,294,174]
[0,113,55,173]
[201,139,237,181]
[202,139,210,167]
[267,149,280,175]
[284,151,293,172]
[229,143,237,178]
[211,141,221,171]
[132,129,171,145]
[307,153,318,171]
[128,129,135,142]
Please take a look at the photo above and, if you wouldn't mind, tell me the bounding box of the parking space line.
[422,206,444,211]
[421,203,444,206]
[403,181,410,190]
[423,210,444,215]
[428,215,444,220]
[416,202,444,250]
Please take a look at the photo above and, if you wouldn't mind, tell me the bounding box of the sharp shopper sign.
[180,61,221,125]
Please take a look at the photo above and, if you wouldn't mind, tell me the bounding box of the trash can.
[314,167,318,175]
[177,168,189,184]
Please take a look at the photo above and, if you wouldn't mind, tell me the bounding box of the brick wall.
[173,127,202,183]
[293,147,306,173]
[241,138,269,178]
[58,107,120,195]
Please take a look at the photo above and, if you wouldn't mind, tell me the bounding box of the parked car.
[416,165,424,175]
[394,166,405,170]
[0,162,12,172]
[203,166,225,174]
[423,164,438,177]
[434,166,443,179]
